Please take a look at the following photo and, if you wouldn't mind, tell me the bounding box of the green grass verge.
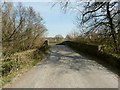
[1,46,49,87]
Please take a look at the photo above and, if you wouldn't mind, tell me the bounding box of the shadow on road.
[37,45,109,73]
[5,45,118,88]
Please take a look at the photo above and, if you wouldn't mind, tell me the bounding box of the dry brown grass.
[2,48,45,86]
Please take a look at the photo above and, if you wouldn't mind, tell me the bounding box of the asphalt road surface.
[4,45,118,88]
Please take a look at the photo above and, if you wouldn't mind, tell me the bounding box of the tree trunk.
[106,2,118,53]
[118,2,120,52]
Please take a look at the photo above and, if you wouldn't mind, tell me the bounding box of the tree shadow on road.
[37,45,106,73]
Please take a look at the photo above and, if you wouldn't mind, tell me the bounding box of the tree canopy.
[56,1,120,53]
[1,2,47,56]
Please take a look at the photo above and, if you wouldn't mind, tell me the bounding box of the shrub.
[63,41,120,71]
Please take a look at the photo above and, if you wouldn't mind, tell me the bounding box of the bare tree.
[55,34,64,43]
[55,1,120,53]
[2,2,47,56]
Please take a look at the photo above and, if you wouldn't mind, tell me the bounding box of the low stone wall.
[62,41,120,75]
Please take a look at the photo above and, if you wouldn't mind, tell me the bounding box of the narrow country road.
[4,45,118,88]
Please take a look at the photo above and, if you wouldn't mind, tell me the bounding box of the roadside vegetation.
[55,1,120,59]
[55,1,120,74]
[1,2,48,86]
[46,34,64,45]
[62,41,120,74]
[55,1,120,55]
[1,48,48,86]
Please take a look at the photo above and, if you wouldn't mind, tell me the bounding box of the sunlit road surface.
[5,45,118,88]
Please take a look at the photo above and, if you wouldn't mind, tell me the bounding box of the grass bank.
[62,41,120,76]
[1,46,49,86]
